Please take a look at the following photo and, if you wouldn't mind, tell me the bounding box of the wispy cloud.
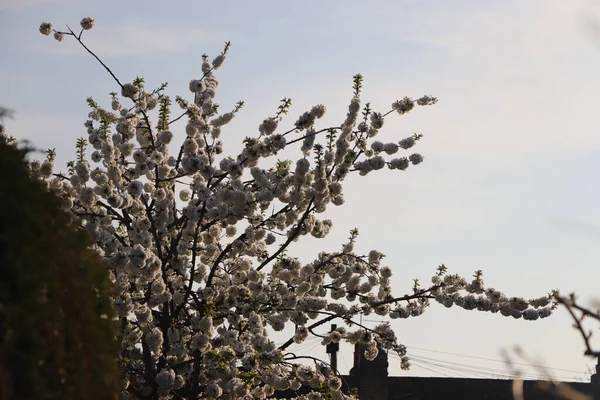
[0,0,56,11]
[363,1,583,59]
[39,24,208,57]
[350,0,600,166]
[550,217,600,241]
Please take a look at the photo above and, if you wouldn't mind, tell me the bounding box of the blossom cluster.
[10,18,557,399]
[430,272,553,320]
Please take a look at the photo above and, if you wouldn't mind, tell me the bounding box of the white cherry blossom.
[6,17,558,399]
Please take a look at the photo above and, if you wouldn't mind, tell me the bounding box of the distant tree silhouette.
[0,107,13,119]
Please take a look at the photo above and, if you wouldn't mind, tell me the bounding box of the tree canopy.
[2,17,558,399]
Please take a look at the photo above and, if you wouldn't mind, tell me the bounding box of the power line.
[407,356,536,380]
[390,353,518,380]
[280,335,320,351]
[407,353,534,377]
[340,351,350,373]
[281,337,591,380]
[410,361,456,378]
[389,352,589,382]
[405,345,590,375]
[409,358,511,400]
[295,337,323,354]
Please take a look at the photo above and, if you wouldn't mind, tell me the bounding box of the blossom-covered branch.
[10,17,558,400]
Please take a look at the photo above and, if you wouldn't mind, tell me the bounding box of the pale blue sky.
[2,0,600,381]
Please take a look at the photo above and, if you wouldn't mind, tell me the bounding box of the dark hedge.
[0,142,119,400]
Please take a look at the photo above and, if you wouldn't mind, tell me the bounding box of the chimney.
[326,324,339,373]
[353,343,360,370]
[349,342,389,377]
[349,342,390,400]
